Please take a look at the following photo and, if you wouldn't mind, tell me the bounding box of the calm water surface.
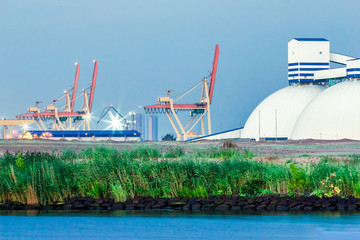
[0,211,360,239]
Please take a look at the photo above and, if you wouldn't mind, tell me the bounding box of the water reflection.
[0,211,359,240]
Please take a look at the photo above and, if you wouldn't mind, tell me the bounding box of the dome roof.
[242,84,325,140]
[291,80,360,140]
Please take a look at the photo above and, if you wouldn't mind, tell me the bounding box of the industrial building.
[27,130,140,141]
[194,38,360,141]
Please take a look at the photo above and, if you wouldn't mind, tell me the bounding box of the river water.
[0,211,359,239]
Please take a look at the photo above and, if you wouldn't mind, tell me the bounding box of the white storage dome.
[291,80,360,140]
[242,84,325,140]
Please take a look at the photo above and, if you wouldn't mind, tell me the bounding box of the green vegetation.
[0,147,360,205]
[161,133,177,141]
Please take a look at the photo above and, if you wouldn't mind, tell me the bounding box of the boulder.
[304,206,314,211]
[266,205,276,211]
[231,206,242,211]
[125,204,136,210]
[237,201,248,206]
[191,204,202,211]
[215,204,229,211]
[348,205,357,211]
[243,205,256,210]
[182,204,191,210]
[290,205,304,210]
[63,205,72,210]
[256,205,267,210]
[223,200,236,206]
[25,204,41,210]
[276,205,289,211]
[321,201,331,208]
[112,203,124,210]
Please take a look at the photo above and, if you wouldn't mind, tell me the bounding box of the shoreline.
[2,194,360,212]
[1,147,360,209]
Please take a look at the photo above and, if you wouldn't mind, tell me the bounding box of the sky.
[1,0,360,139]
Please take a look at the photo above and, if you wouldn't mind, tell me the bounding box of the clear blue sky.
[1,0,359,138]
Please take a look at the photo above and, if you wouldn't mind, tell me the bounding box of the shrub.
[289,163,310,193]
[240,179,265,196]
[163,147,185,158]
[15,153,25,171]
[320,172,342,197]
[222,141,237,149]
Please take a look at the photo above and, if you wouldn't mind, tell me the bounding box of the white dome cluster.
[291,80,360,140]
[242,80,360,141]
[242,84,325,140]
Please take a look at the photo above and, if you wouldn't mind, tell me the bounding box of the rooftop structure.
[288,38,359,84]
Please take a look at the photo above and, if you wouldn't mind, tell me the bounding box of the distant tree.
[162,133,176,141]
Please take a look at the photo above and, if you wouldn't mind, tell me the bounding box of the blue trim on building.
[347,68,360,72]
[28,130,141,138]
[288,63,299,66]
[288,68,298,72]
[289,79,315,83]
[347,74,360,78]
[288,74,314,77]
[300,63,329,66]
[293,38,328,41]
[186,127,244,142]
[288,62,329,66]
[346,58,360,61]
[299,68,328,71]
[265,137,288,141]
[288,74,298,77]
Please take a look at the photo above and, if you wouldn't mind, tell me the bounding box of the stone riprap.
[1,194,360,211]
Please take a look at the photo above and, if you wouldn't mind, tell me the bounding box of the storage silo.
[147,115,158,141]
[135,112,145,140]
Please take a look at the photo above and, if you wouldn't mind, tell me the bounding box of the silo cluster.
[133,113,159,141]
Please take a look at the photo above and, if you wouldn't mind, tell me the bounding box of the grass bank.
[0,146,360,205]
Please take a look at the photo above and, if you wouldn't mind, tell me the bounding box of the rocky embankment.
[2,194,360,211]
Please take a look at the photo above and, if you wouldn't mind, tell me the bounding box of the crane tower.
[144,44,219,141]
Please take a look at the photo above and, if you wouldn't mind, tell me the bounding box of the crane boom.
[70,63,80,112]
[208,44,219,104]
[88,60,98,112]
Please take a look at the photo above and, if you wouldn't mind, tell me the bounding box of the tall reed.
[0,147,359,204]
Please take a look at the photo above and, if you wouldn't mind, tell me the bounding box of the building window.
[319,51,322,55]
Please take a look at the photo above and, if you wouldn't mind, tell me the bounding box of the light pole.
[129,112,136,130]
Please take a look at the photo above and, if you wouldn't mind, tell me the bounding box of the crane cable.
[173,75,210,103]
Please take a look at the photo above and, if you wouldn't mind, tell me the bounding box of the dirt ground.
[1,139,360,162]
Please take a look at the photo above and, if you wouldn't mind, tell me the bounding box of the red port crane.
[144,44,219,141]
[70,62,80,112]
[16,60,98,131]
